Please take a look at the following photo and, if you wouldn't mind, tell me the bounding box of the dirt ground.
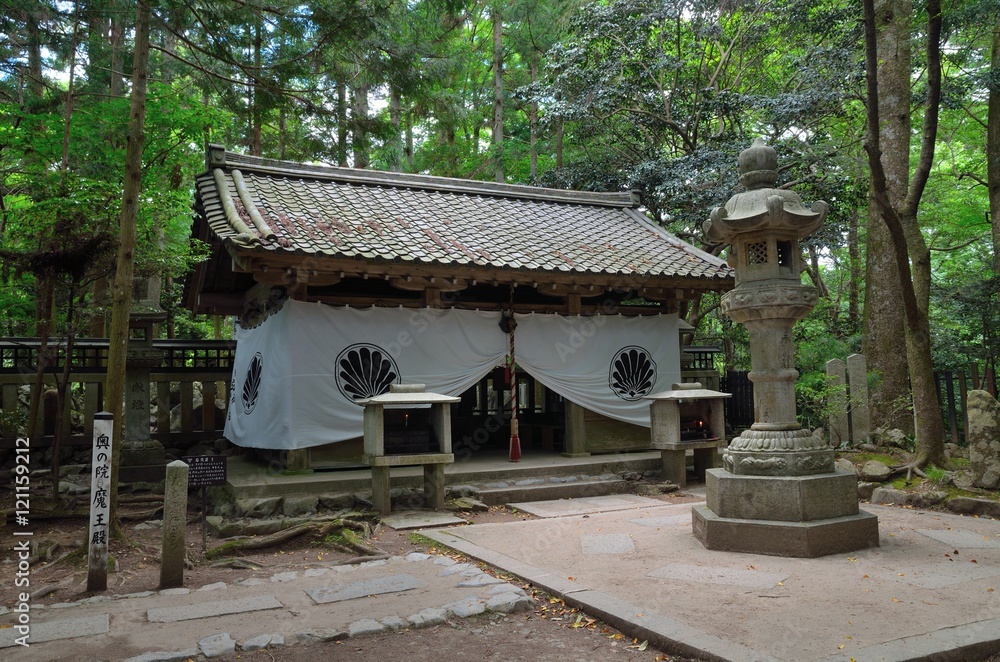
[1,473,702,662]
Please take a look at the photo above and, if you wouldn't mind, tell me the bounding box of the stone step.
[472,478,630,506]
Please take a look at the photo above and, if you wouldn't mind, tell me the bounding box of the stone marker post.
[160,460,189,589]
[87,413,114,592]
[847,354,871,444]
[826,358,848,447]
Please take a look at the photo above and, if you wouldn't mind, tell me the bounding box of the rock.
[944,496,1000,518]
[835,458,858,475]
[859,460,891,482]
[966,390,1000,489]
[910,491,947,508]
[198,633,236,658]
[445,596,486,618]
[870,487,909,506]
[622,471,643,482]
[445,496,489,512]
[318,493,356,511]
[58,480,89,495]
[134,519,163,531]
[876,428,910,449]
[234,496,282,518]
[290,629,347,644]
[123,650,200,662]
[634,482,679,496]
[406,607,447,628]
[857,482,877,501]
[944,443,968,460]
[446,485,481,498]
[952,471,975,490]
[282,495,319,517]
[485,592,533,614]
[380,616,407,631]
[348,619,387,637]
[241,634,280,651]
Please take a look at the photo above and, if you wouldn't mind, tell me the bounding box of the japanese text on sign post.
[87,413,114,592]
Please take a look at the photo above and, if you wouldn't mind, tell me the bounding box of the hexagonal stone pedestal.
[693,468,879,558]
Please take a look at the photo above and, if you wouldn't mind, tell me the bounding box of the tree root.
[204,516,383,560]
[208,557,263,570]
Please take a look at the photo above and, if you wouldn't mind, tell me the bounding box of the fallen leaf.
[839,645,845,650]
[638,640,649,651]
[845,636,852,640]
[777,581,784,586]
[988,588,995,592]
[891,597,900,603]
[972,559,979,564]
[848,557,857,562]
[898,573,905,576]
[863,574,869,579]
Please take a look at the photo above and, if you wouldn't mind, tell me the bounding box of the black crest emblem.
[609,346,656,401]
[242,352,263,414]
[335,343,400,404]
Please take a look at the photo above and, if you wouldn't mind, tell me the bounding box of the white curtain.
[225,302,680,449]
[513,312,680,427]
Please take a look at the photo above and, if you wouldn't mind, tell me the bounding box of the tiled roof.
[195,145,732,282]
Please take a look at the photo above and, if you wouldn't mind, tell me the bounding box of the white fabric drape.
[225,302,680,449]
[225,301,507,449]
[514,313,681,427]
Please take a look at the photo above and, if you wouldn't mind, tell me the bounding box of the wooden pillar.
[424,463,445,509]
[372,465,391,515]
[562,401,589,457]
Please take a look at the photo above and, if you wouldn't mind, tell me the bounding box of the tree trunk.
[990,17,1000,277]
[862,0,912,434]
[529,61,539,180]
[404,110,414,171]
[492,9,504,183]
[848,211,861,331]
[389,87,403,172]
[108,0,151,535]
[26,5,43,101]
[862,0,947,468]
[351,83,369,169]
[337,81,348,167]
[249,22,263,156]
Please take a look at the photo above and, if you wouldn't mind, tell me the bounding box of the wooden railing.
[0,339,235,450]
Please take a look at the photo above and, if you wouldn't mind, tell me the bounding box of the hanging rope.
[507,285,521,462]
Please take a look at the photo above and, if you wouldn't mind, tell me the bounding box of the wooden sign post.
[87,413,114,592]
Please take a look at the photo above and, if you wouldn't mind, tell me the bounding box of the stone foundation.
[692,503,880,558]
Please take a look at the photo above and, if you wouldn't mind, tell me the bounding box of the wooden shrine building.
[186,144,733,468]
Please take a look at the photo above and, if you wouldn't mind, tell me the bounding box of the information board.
[181,454,227,488]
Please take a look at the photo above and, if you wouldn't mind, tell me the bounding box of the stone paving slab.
[380,510,467,529]
[629,514,692,528]
[873,561,1000,589]
[306,574,427,604]
[647,562,787,589]
[580,532,636,555]
[509,494,664,518]
[147,595,284,623]
[916,528,1000,548]
[0,614,109,648]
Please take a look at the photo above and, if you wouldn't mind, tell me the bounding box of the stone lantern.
[692,140,879,557]
[119,276,168,482]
